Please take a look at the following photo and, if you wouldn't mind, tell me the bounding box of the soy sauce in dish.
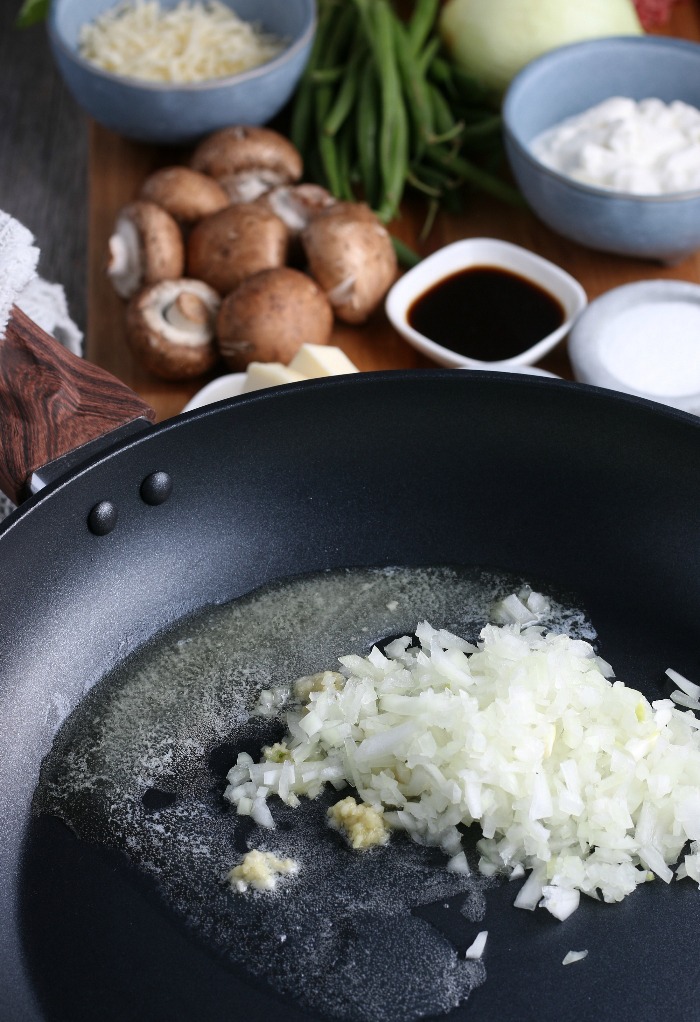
[408,266,565,361]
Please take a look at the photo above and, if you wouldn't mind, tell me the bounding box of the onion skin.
[438,0,644,94]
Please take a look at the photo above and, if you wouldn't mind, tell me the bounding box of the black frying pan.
[1,309,699,1022]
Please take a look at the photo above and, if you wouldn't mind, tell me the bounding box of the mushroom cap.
[187,204,288,295]
[139,167,230,224]
[301,202,398,324]
[107,200,185,299]
[190,125,303,183]
[216,267,334,371]
[126,277,221,381]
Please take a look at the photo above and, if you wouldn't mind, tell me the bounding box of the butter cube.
[241,362,306,393]
[288,344,359,378]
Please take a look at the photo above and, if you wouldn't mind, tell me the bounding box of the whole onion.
[438,0,644,93]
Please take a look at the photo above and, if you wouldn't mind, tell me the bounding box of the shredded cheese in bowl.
[78,0,286,84]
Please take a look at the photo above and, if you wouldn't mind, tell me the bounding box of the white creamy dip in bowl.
[532,97,700,196]
[502,36,700,263]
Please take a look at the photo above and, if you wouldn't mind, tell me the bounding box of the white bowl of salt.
[568,280,700,416]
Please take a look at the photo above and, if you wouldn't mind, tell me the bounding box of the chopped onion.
[224,594,700,923]
[513,866,545,911]
[465,930,488,959]
[539,885,580,921]
[666,668,700,701]
[562,950,588,966]
[671,690,700,712]
[446,851,471,874]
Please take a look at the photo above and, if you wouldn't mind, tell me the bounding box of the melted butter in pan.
[34,565,594,1022]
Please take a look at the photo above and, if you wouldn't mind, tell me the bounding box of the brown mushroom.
[126,278,220,380]
[187,204,288,295]
[216,267,333,371]
[107,201,185,299]
[139,167,230,224]
[301,202,398,324]
[190,125,303,203]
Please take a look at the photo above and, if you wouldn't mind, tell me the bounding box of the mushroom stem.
[327,276,357,307]
[165,292,211,330]
[126,278,221,381]
[107,221,141,298]
[107,232,130,276]
[106,201,185,300]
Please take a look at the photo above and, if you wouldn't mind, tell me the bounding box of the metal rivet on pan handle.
[140,471,173,506]
[88,500,118,535]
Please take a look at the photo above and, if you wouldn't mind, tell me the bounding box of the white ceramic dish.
[182,362,561,413]
[183,373,246,411]
[568,280,700,415]
[385,238,587,369]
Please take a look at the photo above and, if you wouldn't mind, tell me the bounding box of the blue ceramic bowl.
[502,36,700,263]
[48,0,316,144]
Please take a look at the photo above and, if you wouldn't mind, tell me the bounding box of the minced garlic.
[228,849,299,893]
[327,796,390,850]
[293,670,345,702]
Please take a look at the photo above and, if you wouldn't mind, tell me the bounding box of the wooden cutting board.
[86,3,700,422]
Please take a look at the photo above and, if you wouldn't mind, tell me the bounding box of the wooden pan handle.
[0,306,156,504]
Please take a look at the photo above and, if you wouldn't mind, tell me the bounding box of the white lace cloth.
[0,211,84,522]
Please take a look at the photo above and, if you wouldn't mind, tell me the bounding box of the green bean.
[419,198,440,242]
[292,1,356,152]
[289,2,334,154]
[406,0,440,55]
[289,0,520,233]
[307,0,344,69]
[429,57,474,94]
[365,0,409,220]
[416,36,441,80]
[406,170,442,198]
[390,235,421,269]
[314,82,344,196]
[356,58,382,209]
[429,120,465,146]
[411,162,458,191]
[427,82,458,139]
[324,42,366,136]
[393,16,433,159]
[458,114,503,140]
[334,123,357,202]
[310,67,346,85]
[309,1,357,93]
[317,135,344,197]
[426,54,456,92]
[289,73,315,156]
[426,148,525,206]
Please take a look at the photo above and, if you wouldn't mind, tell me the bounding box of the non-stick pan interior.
[1,371,699,1022]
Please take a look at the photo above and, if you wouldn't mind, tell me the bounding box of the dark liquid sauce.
[408,266,565,362]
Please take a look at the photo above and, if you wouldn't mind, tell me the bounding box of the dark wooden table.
[0,3,88,333]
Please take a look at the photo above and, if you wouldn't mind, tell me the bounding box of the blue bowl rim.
[502,34,700,205]
[48,0,316,93]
